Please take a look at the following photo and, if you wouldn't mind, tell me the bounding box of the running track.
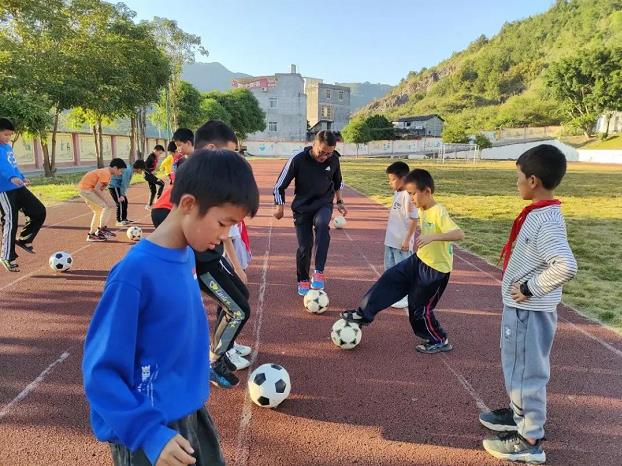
[0,159,620,465]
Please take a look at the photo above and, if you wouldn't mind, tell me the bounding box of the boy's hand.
[415,235,435,250]
[23,178,31,186]
[119,196,126,202]
[273,205,284,220]
[400,238,410,251]
[156,434,196,466]
[10,177,24,187]
[510,283,528,303]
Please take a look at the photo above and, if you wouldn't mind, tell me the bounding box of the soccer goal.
[437,143,480,163]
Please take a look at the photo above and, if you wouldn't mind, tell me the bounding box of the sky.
[122,0,554,86]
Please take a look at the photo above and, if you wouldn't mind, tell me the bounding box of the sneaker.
[311,270,325,290]
[15,240,35,254]
[98,227,116,238]
[115,221,130,227]
[87,233,107,242]
[479,408,518,432]
[226,349,251,370]
[144,205,152,211]
[0,259,19,272]
[297,280,311,296]
[210,357,239,388]
[233,341,252,357]
[340,309,372,326]
[416,339,453,354]
[482,432,546,464]
[392,296,408,309]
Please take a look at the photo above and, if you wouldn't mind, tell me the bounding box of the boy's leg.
[355,255,414,321]
[121,195,128,221]
[80,191,105,234]
[312,205,332,273]
[408,258,449,345]
[293,212,313,282]
[109,443,150,466]
[108,188,122,222]
[156,179,165,198]
[502,306,557,441]
[0,190,19,262]
[384,245,397,271]
[197,259,251,358]
[14,187,46,247]
[148,181,156,206]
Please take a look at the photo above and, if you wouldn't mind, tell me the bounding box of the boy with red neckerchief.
[480,145,577,464]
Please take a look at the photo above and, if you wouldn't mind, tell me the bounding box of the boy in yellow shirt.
[342,168,464,353]
[78,159,126,242]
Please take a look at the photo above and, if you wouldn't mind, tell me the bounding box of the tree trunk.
[98,120,104,167]
[129,115,137,163]
[93,124,102,168]
[41,141,53,177]
[604,113,612,139]
[50,109,60,175]
[140,107,148,159]
[170,79,178,129]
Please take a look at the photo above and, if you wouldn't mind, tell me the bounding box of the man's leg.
[293,212,313,282]
[312,205,332,273]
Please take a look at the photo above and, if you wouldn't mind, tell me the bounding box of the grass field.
[341,159,622,333]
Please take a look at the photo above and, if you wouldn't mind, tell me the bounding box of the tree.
[205,89,265,140]
[546,47,622,138]
[342,117,372,156]
[473,133,492,149]
[442,124,469,143]
[0,91,53,147]
[200,98,232,125]
[364,114,395,140]
[176,81,204,129]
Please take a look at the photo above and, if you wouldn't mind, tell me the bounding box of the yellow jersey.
[416,203,459,273]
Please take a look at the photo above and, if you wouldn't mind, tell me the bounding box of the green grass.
[28,172,145,206]
[341,159,622,333]
[562,134,622,149]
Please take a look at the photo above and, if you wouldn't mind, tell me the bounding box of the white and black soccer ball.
[248,363,291,408]
[331,319,362,350]
[126,226,142,241]
[49,251,73,272]
[303,289,329,314]
[333,216,346,229]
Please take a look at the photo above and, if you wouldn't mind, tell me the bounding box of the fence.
[13,132,168,170]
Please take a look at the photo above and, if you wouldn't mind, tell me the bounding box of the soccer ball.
[126,226,142,241]
[331,319,362,350]
[49,251,73,272]
[333,216,346,229]
[248,363,291,408]
[303,289,329,314]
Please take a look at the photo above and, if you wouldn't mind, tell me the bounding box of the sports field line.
[0,350,71,420]
[453,251,622,359]
[233,218,274,466]
[342,227,491,413]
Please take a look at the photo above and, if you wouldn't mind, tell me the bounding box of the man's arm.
[273,156,297,219]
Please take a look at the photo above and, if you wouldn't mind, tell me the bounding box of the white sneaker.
[392,297,408,309]
[226,349,251,370]
[144,205,152,211]
[115,221,130,227]
[233,341,252,357]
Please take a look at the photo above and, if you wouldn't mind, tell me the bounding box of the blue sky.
[122,0,554,85]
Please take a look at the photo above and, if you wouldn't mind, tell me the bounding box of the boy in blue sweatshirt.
[109,159,146,226]
[82,149,260,466]
[0,117,46,272]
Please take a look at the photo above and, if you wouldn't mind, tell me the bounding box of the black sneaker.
[479,408,518,432]
[15,240,35,254]
[340,309,372,326]
[210,357,239,389]
[483,432,546,464]
[415,338,453,354]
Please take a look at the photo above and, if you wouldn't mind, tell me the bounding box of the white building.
[393,115,445,138]
[305,79,351,134]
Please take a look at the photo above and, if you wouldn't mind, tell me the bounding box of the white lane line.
[234,218,274,466]
[342,221,490,412]
[0,351,71,420]
[454,251,622,359]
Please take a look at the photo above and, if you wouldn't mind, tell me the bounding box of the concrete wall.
[246,73,307,142]
[479,140,579,161]
[576,149,622,164]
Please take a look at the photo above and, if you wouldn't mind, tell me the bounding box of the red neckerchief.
[499,200,561,272]
[239,220,252,256]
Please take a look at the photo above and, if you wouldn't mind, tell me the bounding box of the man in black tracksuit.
[273,130,347,296]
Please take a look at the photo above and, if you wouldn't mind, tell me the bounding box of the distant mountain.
[336,82,393,111]
[182,62,251,92]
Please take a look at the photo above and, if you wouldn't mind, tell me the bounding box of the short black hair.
[109,158,127,169]
[194,120,238,150]
[386,161,410,177]
[133,160,146,170]
[516,145,567,190]
[0,118,15,131]
[405,168,435,193]
[171,149,259,217]
[154,144,165,152]
[167,141,177,153]
[316,130,337,147]
[172,128,194,144]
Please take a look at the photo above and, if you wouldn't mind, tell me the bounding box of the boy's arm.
[523,221,578,297]
[402,218,419,251]
[120,170,132,197]
[223,237,246,283]
[83,280,178,465]
[0,146,24,185]
[416,210,464,249]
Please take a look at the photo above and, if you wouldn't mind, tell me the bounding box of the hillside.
[182,62,251,92]
[335,82,393,111]
[358,0,622,131]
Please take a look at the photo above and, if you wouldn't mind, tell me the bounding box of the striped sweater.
[502,205,577,312]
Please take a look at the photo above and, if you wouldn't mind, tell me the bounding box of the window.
[268,121,278,132]
[338,90,344,101]
[321,106,333,119]
[325,89,332,99]
[269,97,278,108]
